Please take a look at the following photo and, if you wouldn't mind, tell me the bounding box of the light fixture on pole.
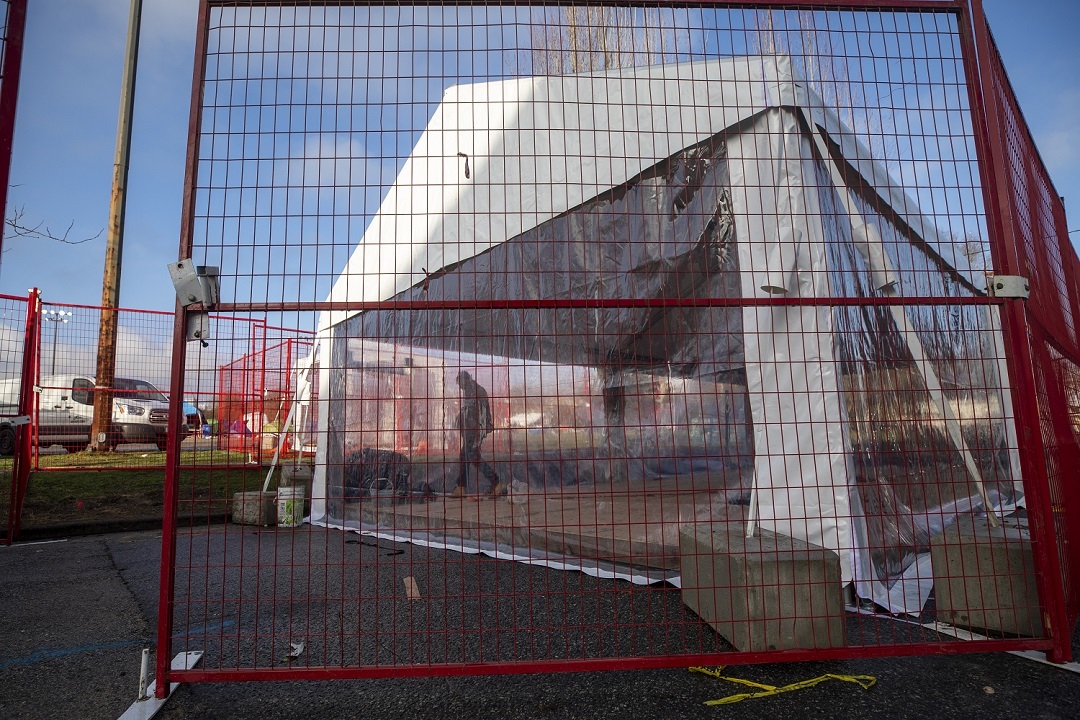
[43,309,72,375]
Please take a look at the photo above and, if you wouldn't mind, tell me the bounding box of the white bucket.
[276,485,306,528]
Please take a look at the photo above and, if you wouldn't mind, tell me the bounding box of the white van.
[0,375,188,454]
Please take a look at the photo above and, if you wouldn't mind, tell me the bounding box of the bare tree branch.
[507,7,672,78]
[4,204,103,249]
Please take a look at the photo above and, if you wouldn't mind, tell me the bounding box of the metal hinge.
[988,275,1030,299]
[167,260,220,346]
[9,415,31,426]
[167,260,220,309]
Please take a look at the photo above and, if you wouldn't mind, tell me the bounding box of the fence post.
[258,321,267,460]
[156,0,210,698]
[284,338,292,452]
[7,287,40,543]
[958,0,1072,661]
[31,293,41,471]
[243,321,253,458]
[0,0,27,269]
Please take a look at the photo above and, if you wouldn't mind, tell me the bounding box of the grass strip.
[11,459,267,528]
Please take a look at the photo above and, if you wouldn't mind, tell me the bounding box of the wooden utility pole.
[90,0,142,451]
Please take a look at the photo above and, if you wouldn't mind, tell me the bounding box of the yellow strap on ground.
[689,666,776,691]
[688,666,876,706]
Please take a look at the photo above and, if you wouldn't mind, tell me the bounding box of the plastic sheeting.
[817,158,1017,609]
[311,55,1019,614]
[322,130,754,506]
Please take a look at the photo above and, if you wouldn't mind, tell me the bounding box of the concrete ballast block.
[930,516,1042,637]
[679,524,846,652]
[231,491,277,526]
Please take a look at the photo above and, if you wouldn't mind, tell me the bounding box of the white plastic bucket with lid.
[277,485,306,528]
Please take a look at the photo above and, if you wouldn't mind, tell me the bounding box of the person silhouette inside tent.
[452,370,499,495]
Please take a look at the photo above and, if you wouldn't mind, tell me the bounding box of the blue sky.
[0,0,1076,311]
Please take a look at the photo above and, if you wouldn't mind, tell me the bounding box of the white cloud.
[286,132,400,190]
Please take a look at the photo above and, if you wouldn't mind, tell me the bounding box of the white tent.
[310,55,1019,612]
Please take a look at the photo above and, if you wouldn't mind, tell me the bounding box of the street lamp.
[43,309,72,375]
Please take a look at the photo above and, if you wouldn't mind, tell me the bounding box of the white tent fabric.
[725,106,856,582]
[320,54,986,334]
[313,55,1010,612]
[324,56,787,332]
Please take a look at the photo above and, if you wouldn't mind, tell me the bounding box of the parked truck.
[0,374,188,454]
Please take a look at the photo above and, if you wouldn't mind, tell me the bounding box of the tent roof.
[321,54,977,332]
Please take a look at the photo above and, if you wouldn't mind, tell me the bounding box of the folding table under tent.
[309,55,1021,613]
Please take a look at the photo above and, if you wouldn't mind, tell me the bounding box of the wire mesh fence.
[0,0,27,255]
[216,333,315,459]
[25,301,313,470]
[117,0,1080,689]
[0,292,313,539]
[978,19,1080,636]
[0,1,29,544]
[31,302,177,461]
[1,291,31,543]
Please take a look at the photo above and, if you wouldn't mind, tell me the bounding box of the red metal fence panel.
[0,0,27,266]
[32,302,176,462]
[3,293,313,539]
[24,300,312,471]
[216,332,314,459]
[971,15,1080,639]
[156,0,1079,694]
[1,290,31,543]
[0,0,30,543]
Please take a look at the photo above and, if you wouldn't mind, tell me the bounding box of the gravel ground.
[1,528,1078,720]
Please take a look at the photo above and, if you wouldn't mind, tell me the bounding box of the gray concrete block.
[679,524,846,652]
[930,516,1042,637]
[231,491,277,526]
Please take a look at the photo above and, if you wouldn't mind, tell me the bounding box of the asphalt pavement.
[1,529,1078,720]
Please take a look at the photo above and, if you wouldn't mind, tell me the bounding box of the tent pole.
[261,355,314,493]
[886,301,1000,526]
[801,112,1000,527]
[745,479,758,538]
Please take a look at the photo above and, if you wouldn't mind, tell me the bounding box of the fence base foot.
[117,651,202,720]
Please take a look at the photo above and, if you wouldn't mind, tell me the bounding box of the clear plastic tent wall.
[310,55,1018,613]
